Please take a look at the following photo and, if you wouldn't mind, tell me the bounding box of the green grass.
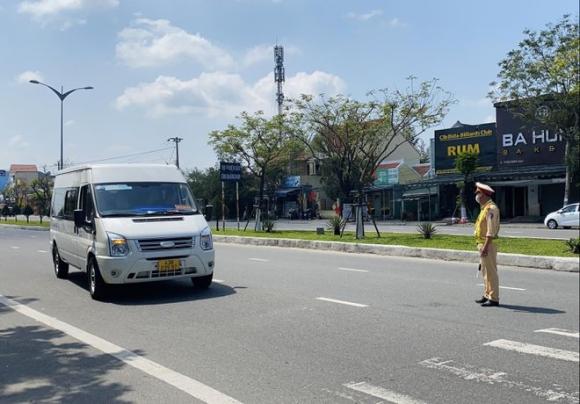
[212,228,578,258]
[0,218,50,228]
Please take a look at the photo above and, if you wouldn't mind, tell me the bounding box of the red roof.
[412,164,431,177]
[9,164,38,173]
[378,161,401,169]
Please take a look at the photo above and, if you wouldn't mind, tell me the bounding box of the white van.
[50,164,214,300]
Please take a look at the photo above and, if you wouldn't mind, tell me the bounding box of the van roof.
[55,164,185,184]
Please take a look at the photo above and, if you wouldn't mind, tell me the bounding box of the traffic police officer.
[474,182,501,307]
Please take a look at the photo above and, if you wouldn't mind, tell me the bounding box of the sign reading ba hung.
[219,161,241,181]
[496,106,565,167]
[434,123,496,175]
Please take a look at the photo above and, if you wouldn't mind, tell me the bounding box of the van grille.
[137,237,194,251]
[133,217,183,223]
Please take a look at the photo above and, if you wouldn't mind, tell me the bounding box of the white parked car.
[544,203,580,229]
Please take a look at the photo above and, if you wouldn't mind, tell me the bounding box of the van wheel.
[88,258,108,300]
[192,274,212,290]
[52,245,69,279]
[547,219,558,230]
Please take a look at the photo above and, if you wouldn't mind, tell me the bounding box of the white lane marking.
[0,294,243,404]
[484,339,579,363]
[213,279,225,283]
[37,250,48,253]
[316,297,368,308]
[535,328,580,339]
[344,382,427,404]
[477,283,526,291]
[338,267,368,273]
[11,246,20,249]
[248,258,268,262]
[420,357,579,403]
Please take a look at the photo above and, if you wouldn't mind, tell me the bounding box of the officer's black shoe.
[481,300,499,307]
[475,296,488,304]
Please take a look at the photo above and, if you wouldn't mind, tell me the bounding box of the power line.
[74,147,173,165]
[167,137,183,168]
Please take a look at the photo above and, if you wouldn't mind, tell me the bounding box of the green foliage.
[326,215,344,235]
[1,205,8,221]
[23,205,33,222]
[417,222,437,239]
[288,77,455,201]
[30,173,53,221]
[454,151,479,179]
[565,238,580,254]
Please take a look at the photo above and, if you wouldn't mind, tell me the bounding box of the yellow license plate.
[157,259,181,271]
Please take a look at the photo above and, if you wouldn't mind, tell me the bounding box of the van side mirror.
[73,209,85,227]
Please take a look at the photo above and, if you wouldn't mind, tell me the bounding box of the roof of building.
[412,164,431,177]
[9,164,38,173]
[377,161,402,169]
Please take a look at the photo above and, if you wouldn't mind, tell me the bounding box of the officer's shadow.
[498,304,565,314]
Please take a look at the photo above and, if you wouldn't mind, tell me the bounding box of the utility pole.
[167,137,183,168]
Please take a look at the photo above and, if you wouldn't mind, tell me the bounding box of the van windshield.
[94,182,198,217]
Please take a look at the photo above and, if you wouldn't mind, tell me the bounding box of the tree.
[289,77,455,202]
[209,112,298,221]
[1,205,8,221]
[23,205,34,223]
[489,15,579,205]
[416,139,430,164]
[454,151,479,223]
[30,172,53,224]
[12,205,21,222]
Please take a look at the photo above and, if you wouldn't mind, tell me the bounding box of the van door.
[75,184,96,271]
[59,187,80,267]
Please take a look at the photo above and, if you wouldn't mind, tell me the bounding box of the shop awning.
[275,187,304,197]
[402,188,438,199]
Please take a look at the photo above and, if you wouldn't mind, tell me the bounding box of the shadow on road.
[498,304,566,314]
[0,313,135,402]
[65,272,237,305]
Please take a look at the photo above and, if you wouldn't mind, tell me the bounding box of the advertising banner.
[434,123,496,175]
[496,106,565,167]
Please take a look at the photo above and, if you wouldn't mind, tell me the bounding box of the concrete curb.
[214,235,579,272]
[0,224,49,231]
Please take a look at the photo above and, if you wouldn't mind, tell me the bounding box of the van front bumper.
[95,250,215,284]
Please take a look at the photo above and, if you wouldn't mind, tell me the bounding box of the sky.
[0,0,577,173]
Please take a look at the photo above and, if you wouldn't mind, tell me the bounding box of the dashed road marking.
[0,294,243,404]
[535,328,580,339]
[338,267,368,273]
[213,279,225,283]
[316,297,368,308]
[248,258,268,262]
[344,381,427,404]
[477,284,526,291]
[37,250,48,253]
[484,339,579,362]
[11,246,20,249]
[420,357,579,403]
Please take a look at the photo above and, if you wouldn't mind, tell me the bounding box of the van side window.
[51,188,66,218]
[63,188,79,220]
[79,185,95,223]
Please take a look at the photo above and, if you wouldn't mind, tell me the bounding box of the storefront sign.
[496,106,565,167]
[434,123,496,175]
[282,176,301,188]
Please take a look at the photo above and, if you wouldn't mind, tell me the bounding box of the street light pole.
[167,137,183,168]
[29,80,93,170]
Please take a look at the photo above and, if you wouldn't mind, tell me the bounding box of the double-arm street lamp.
[29,80,93,170]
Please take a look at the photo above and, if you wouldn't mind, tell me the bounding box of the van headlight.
[108,232,129,257]
[200,227,213,250]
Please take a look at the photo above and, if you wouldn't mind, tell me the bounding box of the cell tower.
[274,45,285,115]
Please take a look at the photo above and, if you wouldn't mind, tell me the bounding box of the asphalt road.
[1,227,578,403]
[218,219,580,240]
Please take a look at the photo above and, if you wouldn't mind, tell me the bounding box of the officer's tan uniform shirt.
[474,200,500,244]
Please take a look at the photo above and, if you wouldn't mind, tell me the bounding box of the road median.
[214,235,579,272]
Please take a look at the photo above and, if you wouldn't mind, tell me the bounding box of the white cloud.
[347,9,383,21]
[115,70,346,118]
[116,18,234,70]
[8,135,30,149]
[388,18,405,28]
[16,70,44,84]
[18,0,118,19]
